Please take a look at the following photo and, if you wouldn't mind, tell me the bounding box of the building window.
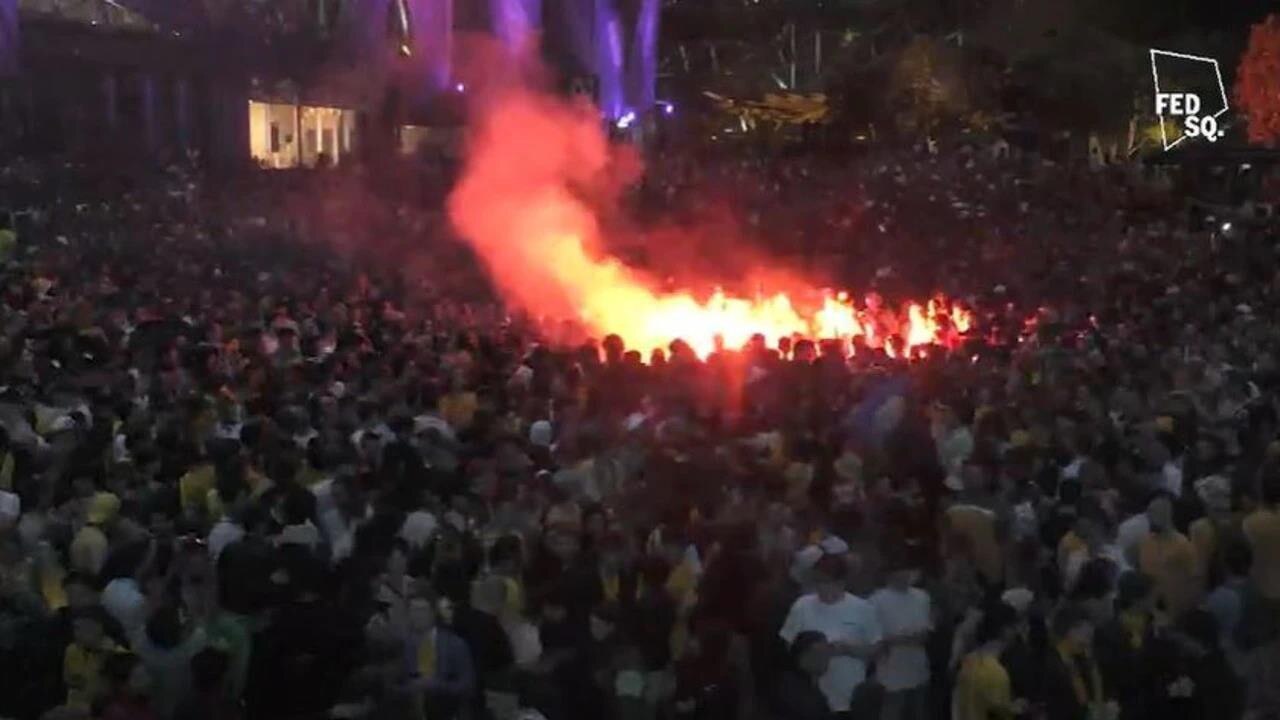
[250,100,356,168]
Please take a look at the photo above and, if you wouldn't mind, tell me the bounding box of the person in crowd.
[943,462,1005,592]
[1041,605,1112,720]
[1245,632,1280,720]
[1058,503,1127,597]
[1136,492,1199,616]
[1245,471,1280,603]
[1188,474,1238,575]
[1204,538,1252,677]
[672,621,739,720]
[1148,610,1241,720]
[131,603,206,720]
[1095,573,1160,720]
[404,591,476,719]
[98,653,158,720]
[997,587,1046,719]
[172,648,242,720]
[771,631,835,720]
[870,555,932,720]
[63,607,124,711]
[69,492,120,579]
[456,574,516,716]
[779,553,882,717]
[953,602,1024,720]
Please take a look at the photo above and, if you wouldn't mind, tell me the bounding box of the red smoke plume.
[447,79,971,358]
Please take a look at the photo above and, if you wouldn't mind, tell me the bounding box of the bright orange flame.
[447,90,974,360]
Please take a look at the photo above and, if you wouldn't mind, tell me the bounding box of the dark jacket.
[627,585,677,671]
[1147,626,1241,720]
[403,627,476,720]
[1002,617,1048,710]
[771,670,832,720]
[1095,616,1162,719]
[1040,647,1101,720]
[451,605,513,684]
[245,596,359,719]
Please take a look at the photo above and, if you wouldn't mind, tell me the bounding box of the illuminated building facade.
[0,0,659,166]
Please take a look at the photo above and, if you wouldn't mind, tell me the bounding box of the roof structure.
[18,0,160,31]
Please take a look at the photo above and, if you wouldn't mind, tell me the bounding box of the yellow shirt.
[955,651,1015,720]
[1189,518,1218,569]
[417,631,437,679]
[1058,531,1088,572]
[1119,611,1148,651]
[69,525,109,577]
[1138,531,1198,613]
[946,504,1004,585]
[179,463,216,514]
[1244,508,1280,599]
[501,576,525,618]
[1055,640,1103,708]
[0,229,17,260]
[64,641,122,709]
[439,392,478,432]
[601,571,621,603]
[666,559,699,660]
[666,558,698,607]
[296,463,326,488]
[39,562,67,611]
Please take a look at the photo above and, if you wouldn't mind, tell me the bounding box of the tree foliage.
[1235,14,1280,147]
[887,36,970,132]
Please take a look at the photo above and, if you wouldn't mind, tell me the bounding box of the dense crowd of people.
[0,138,1278,720]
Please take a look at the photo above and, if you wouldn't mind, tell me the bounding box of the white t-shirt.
[320,508,358,563]
[780,592,883,712]
[207,519,245,561]
[1061,455,1087,482]
[937,426,974,479]
[101,577,148,638]
[1161,460,1184,497]
[1117,514,1150,560]
[870,586,932,691]
[311,477,336,518]
[400,510,440,550]
[0,489,19,526]
[276,520,322,550]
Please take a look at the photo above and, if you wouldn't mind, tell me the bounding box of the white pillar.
[294,103,302,167]
[336,110,344,164]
